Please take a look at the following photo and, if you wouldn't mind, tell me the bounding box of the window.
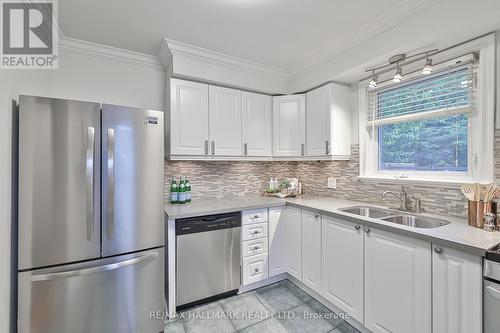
[359,38,495,185]
[376,68,471,173]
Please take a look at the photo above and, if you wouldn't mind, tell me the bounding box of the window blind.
[367,64,476,127]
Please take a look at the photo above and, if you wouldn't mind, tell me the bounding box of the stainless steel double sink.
[338,206,450,229]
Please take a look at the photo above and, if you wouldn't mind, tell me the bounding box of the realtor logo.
[1,0,58,69]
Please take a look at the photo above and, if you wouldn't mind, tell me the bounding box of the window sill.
[356,176,476,189]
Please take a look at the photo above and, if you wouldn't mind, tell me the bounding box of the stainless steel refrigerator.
[17,96,165,333]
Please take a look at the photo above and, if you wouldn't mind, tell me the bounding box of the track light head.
[368,71,378,88]
[422,57,433,75]
[393,65,402,83]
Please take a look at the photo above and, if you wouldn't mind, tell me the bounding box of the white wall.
[0,41,165,332]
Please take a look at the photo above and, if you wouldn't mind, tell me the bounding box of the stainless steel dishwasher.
[176,212,241,310]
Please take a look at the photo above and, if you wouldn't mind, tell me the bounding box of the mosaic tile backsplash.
[165,130,500,218]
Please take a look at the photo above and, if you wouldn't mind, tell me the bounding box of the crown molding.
[289,0,444,81]
[59,35,164,70]
[163,38,289,78]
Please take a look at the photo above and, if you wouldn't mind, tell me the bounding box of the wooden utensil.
[460,184,476,201]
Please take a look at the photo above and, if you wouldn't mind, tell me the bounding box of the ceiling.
[60,0,500,85]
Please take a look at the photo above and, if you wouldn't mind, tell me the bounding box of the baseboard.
[286,276,372,333]
[238,273,288,294]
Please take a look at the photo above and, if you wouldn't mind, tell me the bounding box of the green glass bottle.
[178,176,186,204]
[185,178,192,202]
[170,176,178,204]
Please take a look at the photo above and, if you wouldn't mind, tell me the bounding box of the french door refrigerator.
[17,96,165,333]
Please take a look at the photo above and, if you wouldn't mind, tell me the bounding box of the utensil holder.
[468,201,497,228]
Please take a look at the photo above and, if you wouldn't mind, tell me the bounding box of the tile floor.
[165,280,361,333]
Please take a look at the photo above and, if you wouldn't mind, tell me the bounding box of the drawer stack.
[241,208,269,286]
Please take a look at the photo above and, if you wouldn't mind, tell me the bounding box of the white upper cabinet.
[321,215,364,322]
[301,209,322,293]
[170,78,209,156]
[209,86,242,156]
[432,245,482,333]
[306,83,351,158]
[364,227,431,333]
[242,92,272,157]
[273,94,306,157]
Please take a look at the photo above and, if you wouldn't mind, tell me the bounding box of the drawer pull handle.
[252,230,260,235]
[254,268,260,273]
[253,246,260,250]
[253,215,260,219]
[365,228,370,234]
[354,225,361,230]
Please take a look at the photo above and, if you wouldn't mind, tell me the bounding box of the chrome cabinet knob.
[365,228,371,234]
[253,246,260,250]
[252,231,259,234]
[434,247,443,254]
[314,214,319,219]
[254,268,260,273]
[354,225,361,230]
[254,215,259,219]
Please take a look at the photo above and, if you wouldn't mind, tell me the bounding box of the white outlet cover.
[327,177,337,189]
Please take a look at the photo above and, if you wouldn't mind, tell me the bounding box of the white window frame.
[359,34,495,187]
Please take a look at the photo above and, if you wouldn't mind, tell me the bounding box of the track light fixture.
[364,49,438,86]
[393,64,402,83]
[422,53,433,75]
[368,70,378,88]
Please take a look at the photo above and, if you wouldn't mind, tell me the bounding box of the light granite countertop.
[165,196,286,219]
[165,195,500,256]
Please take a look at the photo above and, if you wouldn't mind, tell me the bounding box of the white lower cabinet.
[269,207,287,276]
[241,209,269,286]
[321,215,364,322]
[283,206,302,280]
[432,245,482,333]
[301,209,322,293]
[364,227,432,333]
[242,253,269,285]
[268,206,302,280]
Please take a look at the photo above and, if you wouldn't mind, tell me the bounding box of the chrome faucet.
[382,186,422,213]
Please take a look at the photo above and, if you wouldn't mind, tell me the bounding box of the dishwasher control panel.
[176,212,241,235]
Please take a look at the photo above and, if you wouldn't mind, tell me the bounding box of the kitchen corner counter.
[165,195,500,256]
[164,196,286,220]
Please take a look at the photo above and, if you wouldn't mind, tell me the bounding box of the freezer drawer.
[18,248,165,333]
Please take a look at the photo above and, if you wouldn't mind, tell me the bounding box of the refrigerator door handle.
[86,127,95,241]
[107,128,115,239]
[31,252,158,282]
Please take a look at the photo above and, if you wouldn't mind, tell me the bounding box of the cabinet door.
[242,92,272,156]
[301,209,322,293]
[321,216,363,322]
[272,95,305,157]
[306,85,330,157]
[170,79,209,156]
[432,245,482,333]
[283,206,302,280]
[365,227,431,333]
[269,207,287,276]
[209,86,242,156]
